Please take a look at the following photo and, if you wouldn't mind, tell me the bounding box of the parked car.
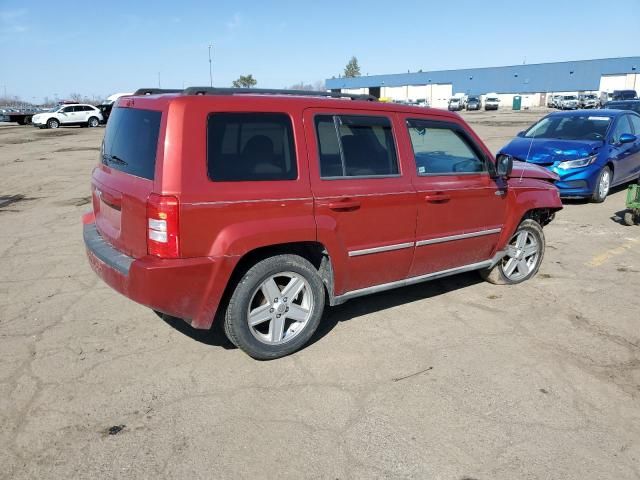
[604,100,640,114]
[96,103,113,124]
[579,94,599,109]
[32,104,103,129]
[600,92,614,106]
[484,97,500,110]
[546,95,556,108]
[550,94,564,108]
[499,110,640,202]
[448,97,464,111]
[83,87,562,359]
[410,98,429,108]
[557,95,579,110]
[466,96,481,111]
[612,90,638,100]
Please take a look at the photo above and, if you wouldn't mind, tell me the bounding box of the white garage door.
[599,75,627,92]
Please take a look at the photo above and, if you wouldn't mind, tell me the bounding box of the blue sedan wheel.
[592,166,611,203]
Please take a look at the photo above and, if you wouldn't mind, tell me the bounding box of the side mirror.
[619,133,637,144]
[516,130,525,137]
[496,154,514,177]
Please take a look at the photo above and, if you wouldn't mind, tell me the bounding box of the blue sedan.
[499,110,640,202]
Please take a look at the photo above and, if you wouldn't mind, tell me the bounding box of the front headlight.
[557,155,598,170]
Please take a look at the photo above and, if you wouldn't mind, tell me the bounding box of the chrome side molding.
[415,228,502,247]
[333,249,508,305]
[348,242,414,257]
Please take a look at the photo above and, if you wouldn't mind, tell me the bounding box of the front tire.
[47,118,60,129]
[224,254,325,360]
[480,219,545,285]
[591,166,611,203]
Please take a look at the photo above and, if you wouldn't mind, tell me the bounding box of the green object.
[626,184,640,208]
[512,96,522,110]
[623,183,640,226]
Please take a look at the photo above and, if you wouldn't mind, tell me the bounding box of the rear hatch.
[92,106,163,258]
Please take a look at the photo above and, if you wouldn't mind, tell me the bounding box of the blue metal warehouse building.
[326,57,640,108]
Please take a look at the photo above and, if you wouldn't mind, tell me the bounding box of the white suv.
[32,104,103,129]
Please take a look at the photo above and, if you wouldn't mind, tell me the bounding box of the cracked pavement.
[0,111,638,479]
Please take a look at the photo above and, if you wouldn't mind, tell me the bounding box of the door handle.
[328,199,361,211]
[424,193,451,203]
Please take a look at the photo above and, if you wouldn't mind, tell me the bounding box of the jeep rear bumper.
[83,222,236,329]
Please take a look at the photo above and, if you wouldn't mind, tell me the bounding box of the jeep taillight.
[147,194,179,258]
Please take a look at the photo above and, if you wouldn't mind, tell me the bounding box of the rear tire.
[47,118,59,129]
[591,166,611,203]
[480,219,545,285]
[224,254,325,360]
[88,116,99,128]
[623,211,636,226]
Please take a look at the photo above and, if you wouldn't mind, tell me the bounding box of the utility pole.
[158,72,161,88]
[208,44,214,87]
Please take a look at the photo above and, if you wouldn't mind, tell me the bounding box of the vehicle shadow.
[157,310,236,350]
[157,271,484,351]
[307,272,483,347]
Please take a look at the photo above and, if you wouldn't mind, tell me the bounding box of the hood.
[499,137,602,166]
[510,160,559,181]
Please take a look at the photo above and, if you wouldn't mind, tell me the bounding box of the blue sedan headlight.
[557,155,598,170]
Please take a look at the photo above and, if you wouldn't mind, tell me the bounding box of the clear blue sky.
[1,0,639,103]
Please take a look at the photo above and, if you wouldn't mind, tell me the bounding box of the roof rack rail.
[182,87,377,101]
[133,88,183,96]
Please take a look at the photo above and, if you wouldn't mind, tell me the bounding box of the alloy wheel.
[598,169,610,199]
[247,272,314,345]
[500,229,541,282]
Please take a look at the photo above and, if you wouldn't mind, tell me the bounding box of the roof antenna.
[520,119,537,183]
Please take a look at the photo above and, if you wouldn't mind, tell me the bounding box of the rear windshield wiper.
[104,154,128,166]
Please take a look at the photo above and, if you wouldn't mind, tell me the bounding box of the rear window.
[101,107,162,180]
[207,113,297,182]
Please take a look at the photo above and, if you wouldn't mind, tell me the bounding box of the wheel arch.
[217,241,335,322]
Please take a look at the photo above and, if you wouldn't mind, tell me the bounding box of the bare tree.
[286,81,326,91]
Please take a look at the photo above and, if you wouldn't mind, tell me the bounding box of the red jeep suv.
[84,87,562,359]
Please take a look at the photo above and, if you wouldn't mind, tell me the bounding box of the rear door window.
[315,114,399,178]
[101,107,162,180]
[207,113,297,181]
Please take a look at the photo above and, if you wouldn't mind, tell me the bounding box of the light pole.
[158,72,161,88]
[208,44,213,87]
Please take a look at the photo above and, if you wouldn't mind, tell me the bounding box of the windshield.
[584,95,596,99]
[487,98,498,102]
[468,97,479,102]
[523,114,611,140]
[48,105,61,112]
[563,96,577,100]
